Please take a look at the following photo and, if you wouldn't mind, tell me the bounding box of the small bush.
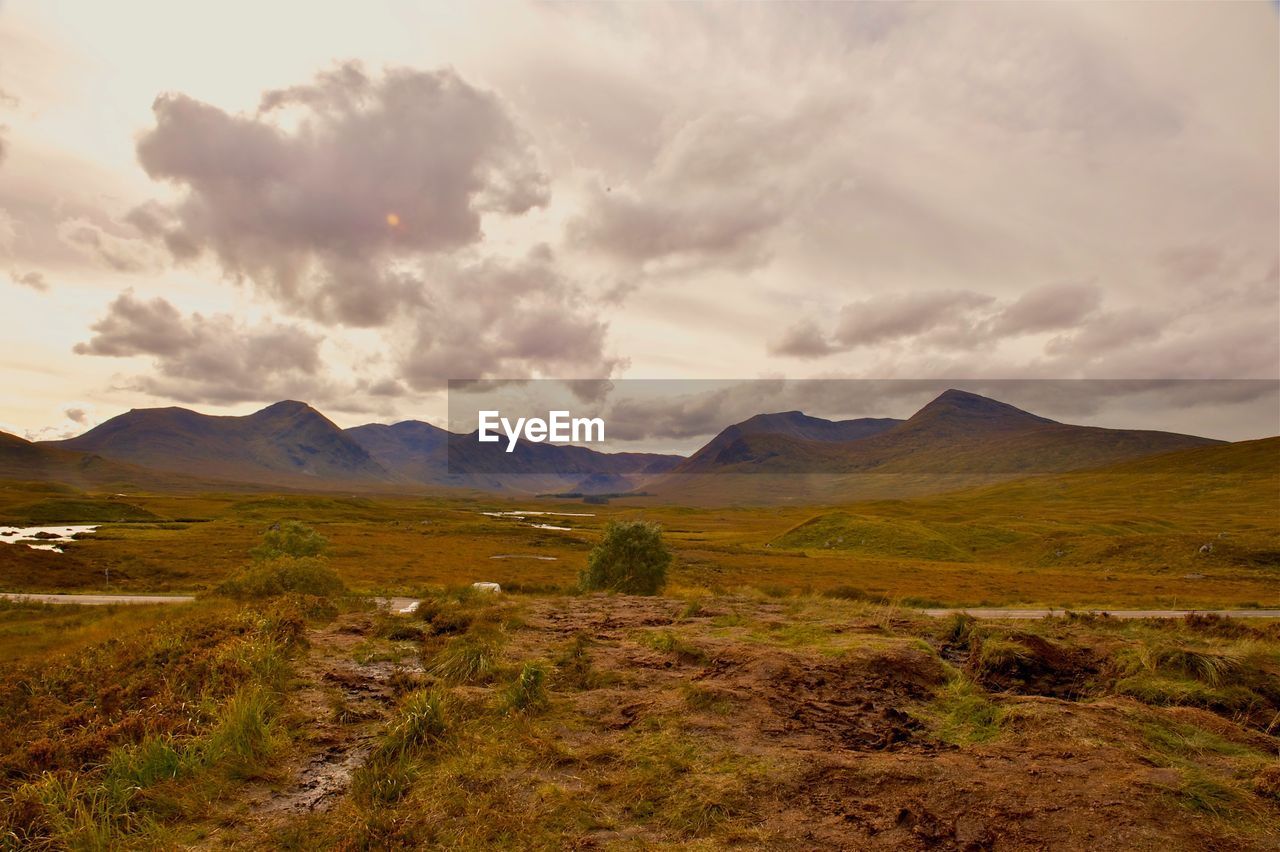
[215,556,346,600]
[580,520,671,595]
[251,520,329,560]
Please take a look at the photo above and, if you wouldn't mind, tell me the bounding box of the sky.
[0,1,1277,446]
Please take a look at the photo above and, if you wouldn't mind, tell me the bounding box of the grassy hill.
[769,436,1280,580]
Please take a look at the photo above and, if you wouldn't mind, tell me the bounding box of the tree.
[252,520,328,561]
[580,520,671,595]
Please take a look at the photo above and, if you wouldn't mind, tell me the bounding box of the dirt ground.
[204,594,1280,850]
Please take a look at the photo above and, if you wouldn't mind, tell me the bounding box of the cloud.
[986,281,1101,337]
[833,290,995,349]
[56,217,163,273]
[568,104,847,271]
[768,319,839,359]
[132,63,549,327]
[22,402,97,442]
[397,248,622,390]
[9,270,47,291]
[74,291,333,405]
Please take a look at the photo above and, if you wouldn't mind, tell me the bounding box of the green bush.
[251,520,328,560]
[580,520,671,595]
[215,556,346,600]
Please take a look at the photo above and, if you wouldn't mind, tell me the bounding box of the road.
[1,593,196,605]
[2,592,1278,619]
[920,608,1280,620]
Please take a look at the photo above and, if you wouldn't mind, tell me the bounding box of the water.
[479,510,590,533]
[0,525,98,553]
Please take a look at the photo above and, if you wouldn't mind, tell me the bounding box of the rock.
[1198,543,1213,554]
[1182,573,1205,580]
[472,582,502,593]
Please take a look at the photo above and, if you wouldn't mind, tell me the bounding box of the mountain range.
[0,389,1243,499]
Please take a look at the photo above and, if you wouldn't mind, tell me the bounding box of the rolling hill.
[767,435,1280,571]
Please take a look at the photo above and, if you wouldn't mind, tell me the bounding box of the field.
[1,590,1278,849]
[0,441,1277,849]
[1,440,1276,609]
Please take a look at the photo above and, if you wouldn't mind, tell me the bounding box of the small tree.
[580,520,671,595]
[252,520,328,561]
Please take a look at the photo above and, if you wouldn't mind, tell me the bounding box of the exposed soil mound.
[969,633,1100,699]
[701,644,947,751]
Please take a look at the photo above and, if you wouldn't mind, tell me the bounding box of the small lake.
[0,525,99,553]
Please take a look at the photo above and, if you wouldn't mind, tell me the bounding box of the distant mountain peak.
[912,389,1057,426]
[251,400,317,416]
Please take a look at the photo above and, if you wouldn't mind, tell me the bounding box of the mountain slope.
[344,420,451,484]
[48,401,393,487]
[0,430,206,491]
[343,420,683,493]
[671,389,1221,476]
[676,411,901,473]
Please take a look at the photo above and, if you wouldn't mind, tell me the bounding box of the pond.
[0,525,99,553]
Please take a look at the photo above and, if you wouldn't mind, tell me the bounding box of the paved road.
[921,608,1280,620]
[1,593,196,605]
[3,593,1278,620]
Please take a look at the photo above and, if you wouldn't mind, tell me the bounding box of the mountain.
[48,401,394,488]
[676,411,901,473]
[343,420,451,484]
[646,389,1228,504]
[341,420,682,493]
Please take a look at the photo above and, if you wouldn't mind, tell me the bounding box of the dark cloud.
[9,270,47,291]
[74,291,331,405]
[64,407,87,424]
[132,63,549,327]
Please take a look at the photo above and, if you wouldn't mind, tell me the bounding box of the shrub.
[215,556,346,600]
[251,520,328,561]
[580,520,671,595]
